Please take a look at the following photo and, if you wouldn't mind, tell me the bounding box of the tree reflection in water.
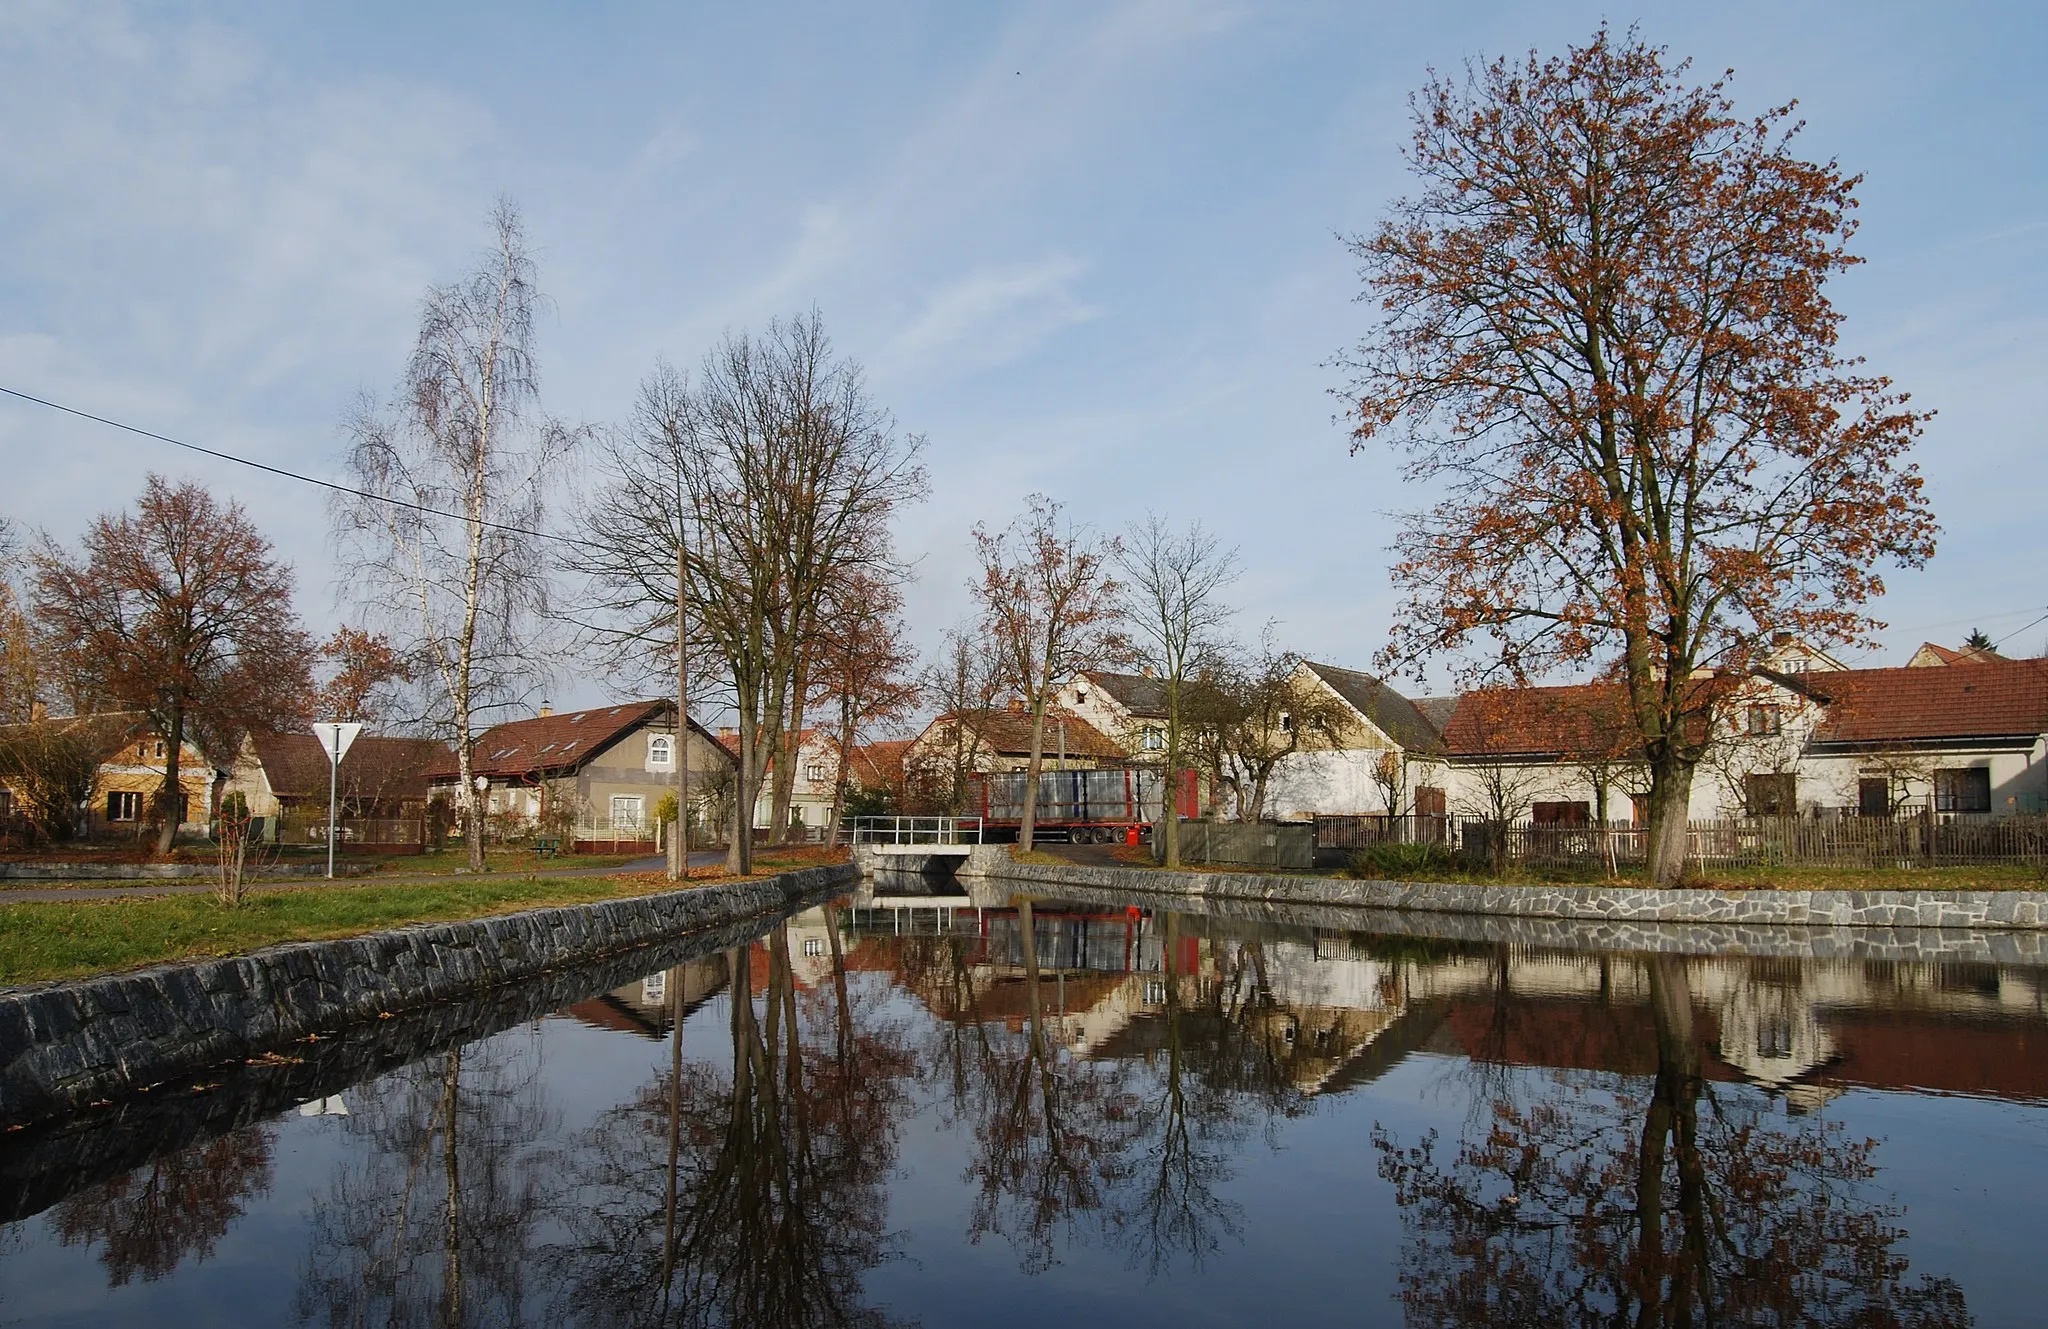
[1373,954,1971,1327]
[296,1036,558,1327]
[49,1124,273,1286]
[547,917,917,1329]
[926,903,1308,1277]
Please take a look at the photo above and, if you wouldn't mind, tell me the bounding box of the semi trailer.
[964,767,1200,843]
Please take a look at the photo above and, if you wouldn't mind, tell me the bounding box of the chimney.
[538,700,553,717]
[1140,666,1157,679]
[1007,697,1026,715]
[30,700,46,722]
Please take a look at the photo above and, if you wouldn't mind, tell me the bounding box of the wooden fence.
[1486,814,2048,869]
[1311,814,1454,850]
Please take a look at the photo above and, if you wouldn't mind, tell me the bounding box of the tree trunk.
[154,702,185,857]
[1019,703,1048,852]
[1644,758,1695,887]
[1161,704,1181,869]
[769,681,804,845]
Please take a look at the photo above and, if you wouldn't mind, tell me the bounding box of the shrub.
[1350,840,1461,879]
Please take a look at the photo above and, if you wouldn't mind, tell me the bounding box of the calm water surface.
[4,892,2046,1327]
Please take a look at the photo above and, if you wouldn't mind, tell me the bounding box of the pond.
[3,886,2045,1327]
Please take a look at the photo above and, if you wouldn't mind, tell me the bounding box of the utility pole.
[672,534,690,882]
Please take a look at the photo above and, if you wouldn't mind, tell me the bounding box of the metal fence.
[846,816,985,846]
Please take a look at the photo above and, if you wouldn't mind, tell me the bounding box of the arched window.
[648,734,673,768]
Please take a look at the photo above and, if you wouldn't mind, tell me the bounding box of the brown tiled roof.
[1441,683,1639,760]
[927,707,1123,759]
[848,739,913,788]
[1801,659,2048,746]
[1078,670,1169,719]
[1303,662,1446,754]
[1911,641,2010,667]
[249,732,445,802]
[424,701,733,782]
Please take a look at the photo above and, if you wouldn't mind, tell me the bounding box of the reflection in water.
[548,916,917,1328]
[295,1038,559,1327]
[9,895,2048,1324]
[1375,954,1971,1327]
[50,1125,273,1287]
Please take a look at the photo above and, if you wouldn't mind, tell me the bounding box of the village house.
[717,727,844,836]
[1431,655,2048,824]
[1263,661,1451,820]
[0,710,218,840]
[425,700,733,850]
[1056,670,1171,760]
[223,731,447,846]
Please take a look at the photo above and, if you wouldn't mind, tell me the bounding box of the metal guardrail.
[846,815,985,846]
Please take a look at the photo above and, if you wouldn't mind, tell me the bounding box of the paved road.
[0,851,732,905]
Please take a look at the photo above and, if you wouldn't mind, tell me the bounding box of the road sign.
[314,722,363,765]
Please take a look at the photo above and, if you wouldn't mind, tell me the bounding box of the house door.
[1858,778,1890,817]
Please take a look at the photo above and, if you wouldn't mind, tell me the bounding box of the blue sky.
[3,1,2043,707]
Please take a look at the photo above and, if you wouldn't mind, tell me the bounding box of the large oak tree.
[34,475,314,853]
[1340,28,1936,883]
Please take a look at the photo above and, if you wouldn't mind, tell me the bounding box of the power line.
[1993,609,2048,653]
[0,383,600,550]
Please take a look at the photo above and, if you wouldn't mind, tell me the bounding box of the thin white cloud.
[884,255,1103,373]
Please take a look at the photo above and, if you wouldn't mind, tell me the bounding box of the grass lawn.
[0,847,848,987]
[353,849,647,876]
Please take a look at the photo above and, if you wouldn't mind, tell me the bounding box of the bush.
[1350,840,1461,879]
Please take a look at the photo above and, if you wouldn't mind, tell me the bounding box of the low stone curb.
[0,862,857,1124]
[965,859,2048,930]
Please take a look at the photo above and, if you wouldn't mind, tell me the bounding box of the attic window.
[561,740,580,753]
[608,707,622,715]
[494,747,518,760]
[538,743,556,754]
[1279,711,1294,734]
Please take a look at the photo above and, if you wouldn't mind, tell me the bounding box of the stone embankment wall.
[964,859,2048,931]
[0,863,856,1125]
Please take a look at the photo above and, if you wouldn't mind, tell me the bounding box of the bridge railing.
[847,815,985,846]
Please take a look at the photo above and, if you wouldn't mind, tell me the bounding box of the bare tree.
[1118,514,1238,867]
[334,200,575,872]
[972,495,1128,851]
[910,627,1005,814]
[35,476,315,854]
[1187,634,1340,822]
[569,314,925,873]
[0,713,122,840]
[0,516,38,724]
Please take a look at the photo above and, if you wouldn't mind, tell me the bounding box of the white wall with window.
[610,794,645,829]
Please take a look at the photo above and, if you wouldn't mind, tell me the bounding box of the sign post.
[313,722,363,880]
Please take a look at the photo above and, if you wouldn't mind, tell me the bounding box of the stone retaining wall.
[966,859,2048,930]
[982,872,2048,967]
[0,862,857,1125]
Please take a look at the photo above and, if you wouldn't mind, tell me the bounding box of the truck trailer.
[964,768,1200,843]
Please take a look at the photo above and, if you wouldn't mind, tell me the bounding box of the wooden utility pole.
[672,539,690,881]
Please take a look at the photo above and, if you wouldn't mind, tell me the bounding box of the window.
[610,795,645,829]
[806,762,830,784]
[1531,801,1591,826]
[802,937,827,957]
[648,734,673,769]
[1278,711,1294,734]
[1144,981,1167,1005]
[1934,767,1991,814]
[641,972,666,1003]
[1857,777,1892,817]
[1744,772,1797,816]
[0,789,13,818]
[1141,727,1164,752]
[1746,706,1781,737]
[108,791,145,821]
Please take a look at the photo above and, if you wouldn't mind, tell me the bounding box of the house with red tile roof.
[903,702,1124,804]
[224,730,447,845]
[424,700,733,846]
[1432,657,2048,822]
